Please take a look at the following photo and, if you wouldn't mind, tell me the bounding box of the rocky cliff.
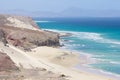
[0,14,60,50]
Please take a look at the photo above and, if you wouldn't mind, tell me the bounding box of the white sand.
[28,46,80,67]
[0,42,116,80]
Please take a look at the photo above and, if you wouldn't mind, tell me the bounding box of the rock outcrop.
[0,29,8,46]
[0,52,18,71]
[0,14,60,50]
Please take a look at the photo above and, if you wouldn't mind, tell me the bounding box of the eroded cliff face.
[0,14,60,50]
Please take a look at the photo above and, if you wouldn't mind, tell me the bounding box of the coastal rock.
[59,33,73,37]
[0,29,8,46]
[0,14,60,50]
[5,27,60,49]
[0,52,18,71]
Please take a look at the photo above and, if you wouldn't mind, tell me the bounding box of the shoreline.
[61,46,120,80]
[27,46,118,80]
[61,47,120,80]
[44,29,120,79]
[0,41,118,80]
[76,63,120,80]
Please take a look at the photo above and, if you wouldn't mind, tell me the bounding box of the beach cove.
[0,14,119,80]
[36,17,120,80]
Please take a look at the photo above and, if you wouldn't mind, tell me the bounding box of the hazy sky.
[0,0,120,17]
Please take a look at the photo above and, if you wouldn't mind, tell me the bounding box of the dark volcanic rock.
[0,29,8,46]
[60,33,73,37]
[0,29,5,40]
[0,52,18,71]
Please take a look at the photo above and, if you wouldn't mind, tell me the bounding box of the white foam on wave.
[65,44,85,47]
[43,29,70,33]
[97,69,120,78]
[109,61,120,65]
[73,32,103,40]
[44,29,120,45]
[77,60,120,79]
[91,57,120,65]
[73,32,120,45]
[35,21,54,23]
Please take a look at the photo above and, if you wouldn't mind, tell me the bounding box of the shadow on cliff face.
[0,29,8,46]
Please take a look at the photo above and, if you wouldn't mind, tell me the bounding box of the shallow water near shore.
[35,18,120,78]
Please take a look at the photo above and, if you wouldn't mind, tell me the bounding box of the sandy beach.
[0,0,120,80]
[0,41,117,80]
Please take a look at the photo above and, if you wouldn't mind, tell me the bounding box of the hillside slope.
[0,14,60,50]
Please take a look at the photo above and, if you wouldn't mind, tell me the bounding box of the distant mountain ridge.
[1,9,120,18]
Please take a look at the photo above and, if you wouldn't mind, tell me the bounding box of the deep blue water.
[35,18,120,75]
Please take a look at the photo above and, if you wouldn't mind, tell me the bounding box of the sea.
[34,17,120,77]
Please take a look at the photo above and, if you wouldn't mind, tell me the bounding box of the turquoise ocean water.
[35,18,120,76]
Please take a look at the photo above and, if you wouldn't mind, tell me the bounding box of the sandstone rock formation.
[0,52,18,71]
[0,14,60,50]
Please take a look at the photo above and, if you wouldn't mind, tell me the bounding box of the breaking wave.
[43,29,120,45]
